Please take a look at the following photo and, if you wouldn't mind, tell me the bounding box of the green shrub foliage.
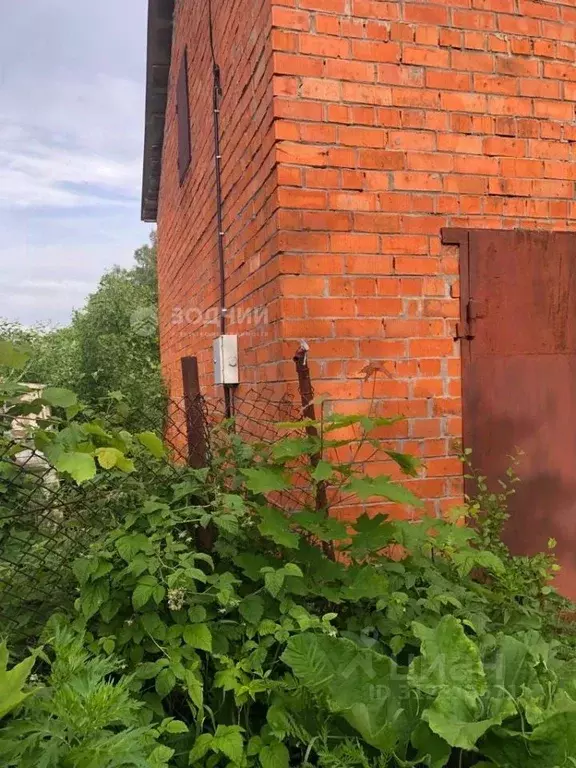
[1,340,575,767]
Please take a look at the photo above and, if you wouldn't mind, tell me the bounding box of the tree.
[0,234,163,424]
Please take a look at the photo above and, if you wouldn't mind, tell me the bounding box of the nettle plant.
[70,409,576,768]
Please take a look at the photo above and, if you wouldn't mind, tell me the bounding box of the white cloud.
[0,0,151,324]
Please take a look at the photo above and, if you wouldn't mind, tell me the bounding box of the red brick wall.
[157,0,282,398]
[157,0,576,515]
[269,0,576,514]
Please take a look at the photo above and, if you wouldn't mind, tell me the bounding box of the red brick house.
[142,0,576,597]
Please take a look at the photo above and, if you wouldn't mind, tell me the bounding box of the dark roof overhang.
[141,0,175,222]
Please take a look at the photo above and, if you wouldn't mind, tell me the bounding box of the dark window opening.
[176,48,191,184]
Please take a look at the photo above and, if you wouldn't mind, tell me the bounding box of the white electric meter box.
[213,335,239,385]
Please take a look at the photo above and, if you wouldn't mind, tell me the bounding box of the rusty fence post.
[293,342,334,559]
[181,356,208,469]
[181,356,217,551]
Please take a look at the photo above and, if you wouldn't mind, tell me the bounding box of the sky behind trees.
[0,0,151,325]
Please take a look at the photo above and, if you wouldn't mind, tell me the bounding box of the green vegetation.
[1,339,575,767]
[0,234,162,425]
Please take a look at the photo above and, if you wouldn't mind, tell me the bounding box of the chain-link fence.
[0,378,308,644]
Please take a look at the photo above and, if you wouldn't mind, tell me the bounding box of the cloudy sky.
[0,0,152,326]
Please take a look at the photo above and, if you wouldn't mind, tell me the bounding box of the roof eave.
[141,0,175,223]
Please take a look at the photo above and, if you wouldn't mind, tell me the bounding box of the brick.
[393,172,442,191]
[300,78,341,101]
[453,9,496,30]
[329,191,378,210]
[274,53,323,77]
[464,31,487,50]
[324,58,376,82]
[341,82,393,105]
[332,233,380,252]
[315,14,340,35]
[440,92,487,113]
[409,339,455,357]
[271,7,310,30]
[483,137,527,156]
[496,56,540,77]
[439,28,462,48]
[300,34,350,58]
[346,254,394,273]
[365,20,391,41]
[278,188,327,209]
[354,212,400,230]
[283,276,326,295]
[357,149,405,169]
[427,70,472,91]
[394,256,441,275]
[402,46,450,68]
[474,73,517,94]
[404,3,449,24]
[352,40,401,62]
[451,50,494,72]
[300,123,338,143]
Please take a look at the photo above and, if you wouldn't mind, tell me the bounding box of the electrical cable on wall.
[207,0,233,418]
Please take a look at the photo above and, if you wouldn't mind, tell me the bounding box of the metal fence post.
[293,343,334,559]
[181,356,207,469]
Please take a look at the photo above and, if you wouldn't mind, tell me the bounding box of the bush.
[2,340,576,767]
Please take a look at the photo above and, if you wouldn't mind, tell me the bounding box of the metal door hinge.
[456,299,486,340]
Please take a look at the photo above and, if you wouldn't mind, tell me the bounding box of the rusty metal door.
[443,229,576,600]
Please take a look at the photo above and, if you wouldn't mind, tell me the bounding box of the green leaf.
[529,711,576,765]
[42,386,78,408]
[80,580,109,619]
[0,643,37,718]
[451,550,505,578]
[258,506,299,549]
[411,722,451,768]
[164,719,189,735]
[188,605,207,623]
[149,745,175,767]
[0,341,29,370]
[155,667,176,698]
[409,615,486,697]
[349,513,395,557]
[385,450,421,477]
[345,475,423,506]
[241,467,289,493]
[132,576,158,610]
[282,634,414,753]
[72,557,97,585]
[342,566,389,600]
[134,660,168,680]
[95,446,124,469]
[185,670,204,710]
[213,725,244,764]
[292,510,347,542]
[53,451,96,484]
[259,740,289,768]
[272,436,320,460]
[189,734,213,764]
[264,569,285,598]
[136,431,166,458]
[115,533,151,561]
[424,688,500,751]
[312,460,334,481]
[238,595,264,625]
[183,623,212,652]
